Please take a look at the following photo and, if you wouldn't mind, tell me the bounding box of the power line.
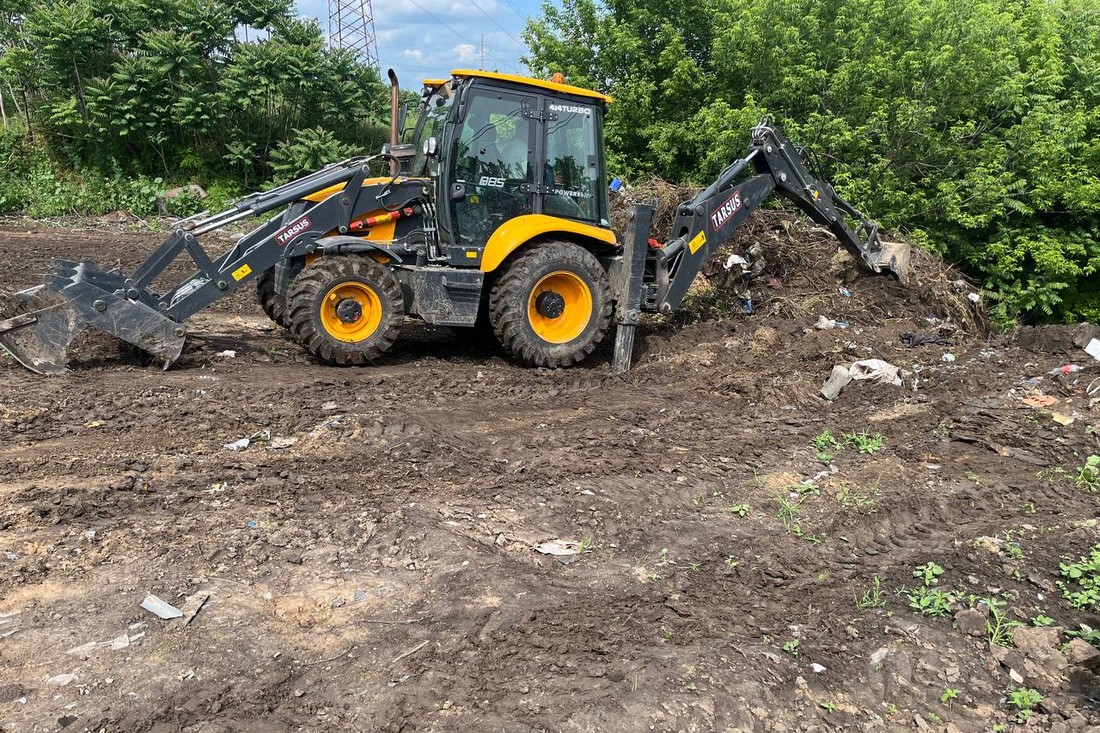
[499,0,531,24]
[466,0,528,51]
[403,0,507,67]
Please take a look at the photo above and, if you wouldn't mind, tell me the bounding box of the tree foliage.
[525,0,1100,323]
[0,0,387,188]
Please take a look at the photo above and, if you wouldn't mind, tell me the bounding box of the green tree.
[525,0,1100,323]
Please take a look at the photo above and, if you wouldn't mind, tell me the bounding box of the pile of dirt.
[609,176,986,340]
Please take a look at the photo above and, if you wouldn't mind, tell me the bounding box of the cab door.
[448,88,537,264]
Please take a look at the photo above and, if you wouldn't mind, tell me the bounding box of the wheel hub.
[335,297,363,324]
[534,290,566,319]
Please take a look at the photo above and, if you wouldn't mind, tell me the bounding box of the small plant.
[782,638,800,656]
[939,688,960,705]
[843,430,884,455]
[819,701,837,712]
[907,587,954,617]
[1008,687,1042,723]
[837,484,878,513]
[1032,614,1055,627]
[964,469,981,484]
[1021,502,1037,515]
[660,626,673,641]
[685,681,698,693]
[685,561,702,572]
[914,562,945,586]
[724,555,739,570]
[856,576,887,609]
[657,548,675,567]
[1058,544,1100,612]
[812,429,839,452]
[578,537,596,554]
[730,503,750,517]
[1076,455,1100,491]
[775,494,802,532]
[984,597,1022,647]
[1002,530,1023,559]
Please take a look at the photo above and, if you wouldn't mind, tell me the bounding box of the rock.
[1012,626,1061,653]
[955,608,988,637]
[47,673,76,686]
[1064,638,1100,669]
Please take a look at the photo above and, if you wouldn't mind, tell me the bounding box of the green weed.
[1058,544,1100,612]
[856,576,887,609]
[843,431,884,455]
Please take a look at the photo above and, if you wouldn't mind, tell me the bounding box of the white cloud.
[295,0,531,84]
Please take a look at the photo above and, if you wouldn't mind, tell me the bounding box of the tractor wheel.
[256,268,290,329]
[286,255,404,366]
[488,240,611,368]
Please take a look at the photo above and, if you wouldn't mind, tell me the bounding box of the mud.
[1,219,1099,732]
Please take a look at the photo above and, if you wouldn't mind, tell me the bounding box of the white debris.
[47,673,77,687]
[215,350,237,358]
[533,540,581,556]
[223,437,250,451]
[941,353,957,363]
[141,594,183,620]
[810,663,827,674]
[815,316,838,330]
[1085,338,1100,362]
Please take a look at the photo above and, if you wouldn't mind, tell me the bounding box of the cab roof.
[450,69,612,104]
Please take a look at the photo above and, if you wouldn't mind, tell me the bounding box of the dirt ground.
[1,216,1099,733]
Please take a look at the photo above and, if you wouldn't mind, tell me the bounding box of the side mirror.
[423,136,438,158]
[450,182,466,201]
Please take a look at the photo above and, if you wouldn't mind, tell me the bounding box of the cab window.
[544,102,606,225]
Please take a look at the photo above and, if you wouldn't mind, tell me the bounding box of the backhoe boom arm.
[647,121,909,313]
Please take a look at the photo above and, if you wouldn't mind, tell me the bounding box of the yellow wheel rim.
[319,281,383,342]
[527,270,593,344]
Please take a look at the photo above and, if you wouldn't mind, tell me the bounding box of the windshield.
[410,89,453,176]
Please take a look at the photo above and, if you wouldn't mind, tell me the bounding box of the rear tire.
[488,240,611,368]
[256,268,290,328]
[286,255,404,366]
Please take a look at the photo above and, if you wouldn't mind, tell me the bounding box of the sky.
[297,0,541,86]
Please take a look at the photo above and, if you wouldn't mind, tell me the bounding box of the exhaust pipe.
[388,68,400,177]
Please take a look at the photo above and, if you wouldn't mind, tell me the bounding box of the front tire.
[488,240,611,368]
[286,255,404,366]
[256,268,290,328]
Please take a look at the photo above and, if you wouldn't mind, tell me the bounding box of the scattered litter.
[533,540,581,556]
[215,349,237,358]
[180,669,195,681]
[900,332,951,347]
[109,634,130,651]
[810,663,826,674]
[47,673,77,687]
[820,365,853,400]
[821,359,903,401]
[223,429,270,451]
[849,359,903,386]
[1085,338,1100,362]
[941,353,956,363]
[1052,412,1075,427]
[968,292,981,303]
[1051,364,1083,375]
[815,316,837,330]
[141,594,183,620]
[1022,395,1059,408]
[837,287,852,298]
[14,696,26,704]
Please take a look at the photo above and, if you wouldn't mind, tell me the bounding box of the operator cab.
[407,70,613,267]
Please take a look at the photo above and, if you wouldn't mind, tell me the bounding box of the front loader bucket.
[0,261,185,376]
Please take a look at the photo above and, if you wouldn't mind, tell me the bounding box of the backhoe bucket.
[0,261,185,376]
[865,240,911,284]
